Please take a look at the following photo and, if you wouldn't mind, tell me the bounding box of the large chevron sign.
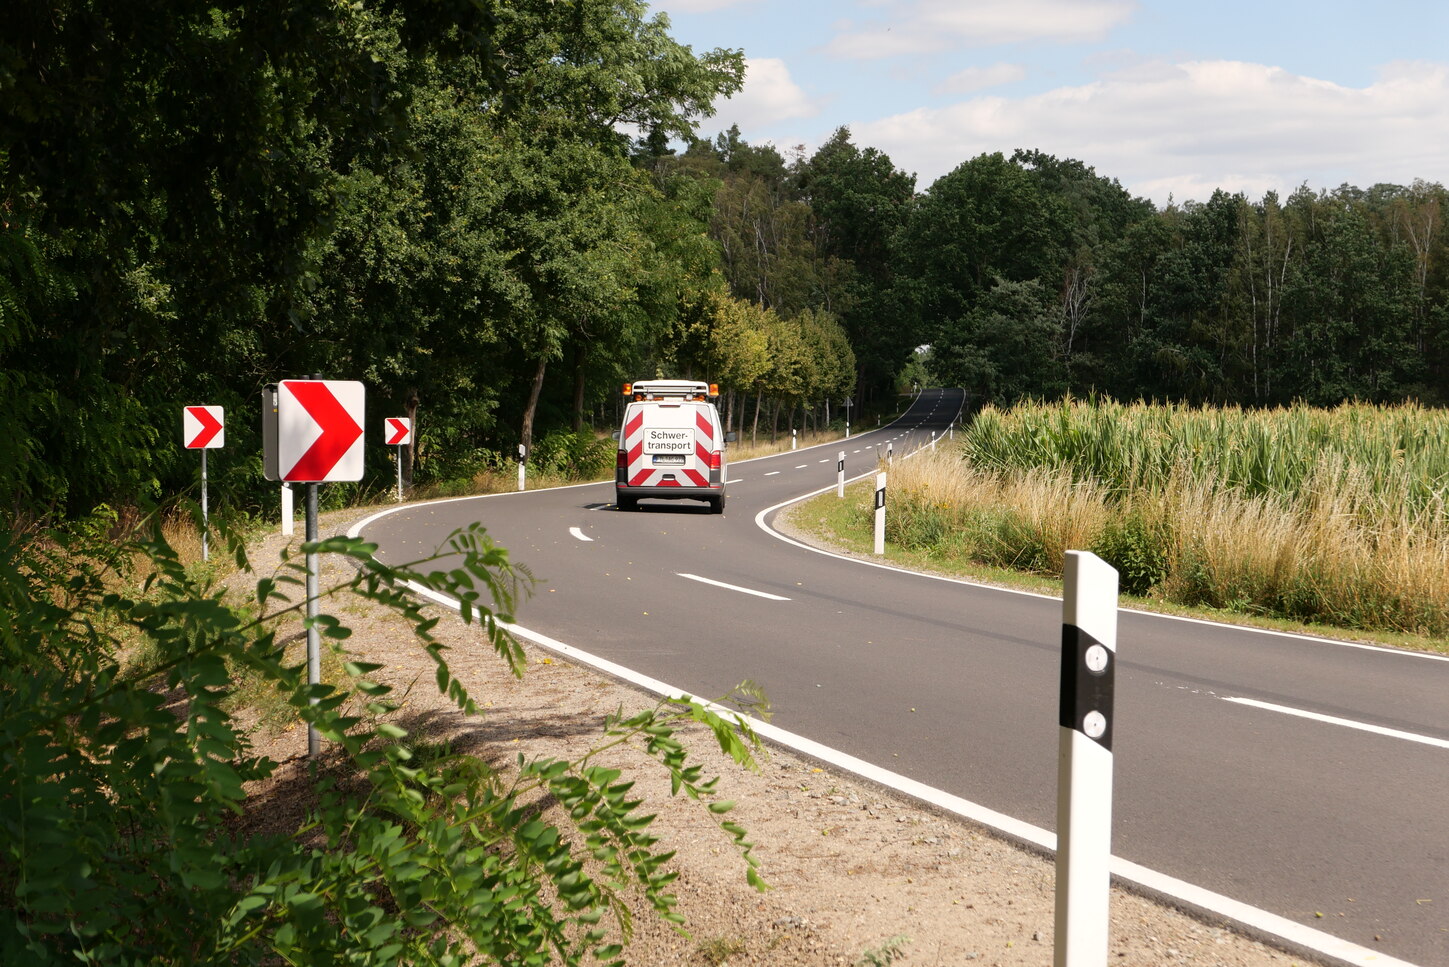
[265,380,365,482]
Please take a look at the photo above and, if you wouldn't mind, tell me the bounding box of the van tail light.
[705,449,721,471]
[616,449,628,469]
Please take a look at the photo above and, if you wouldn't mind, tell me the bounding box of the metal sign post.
[260,378,366,757]
[182,405,225,562]
[873,472,887,555]
[383,417,412,502]
[1055,551,1120,967]
[305,482,321,758]
[200,450,209,561]
[837,451,846,498]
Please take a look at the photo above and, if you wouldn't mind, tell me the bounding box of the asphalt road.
[359,390,1449,967]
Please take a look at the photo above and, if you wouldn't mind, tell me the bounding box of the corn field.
[886,398,1449,639]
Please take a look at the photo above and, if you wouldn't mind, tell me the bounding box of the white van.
[615,380,731,513]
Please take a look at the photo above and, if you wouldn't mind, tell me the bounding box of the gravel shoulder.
[230,505,1322,967]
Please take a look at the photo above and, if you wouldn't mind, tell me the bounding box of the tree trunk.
[521,355,548,455]
[572,342,587,433]
[403,388,420,489]
[751,389,762,447]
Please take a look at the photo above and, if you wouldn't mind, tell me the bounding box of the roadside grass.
[787,468,1449,656]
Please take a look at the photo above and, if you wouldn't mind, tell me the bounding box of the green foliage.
[855,934,912,967]
[531,429,616,480]
[695,935,749,965]
[1092,515,1170,596]
[0,513,766,964]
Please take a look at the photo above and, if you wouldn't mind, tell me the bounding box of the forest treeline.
[3,1,1445,523]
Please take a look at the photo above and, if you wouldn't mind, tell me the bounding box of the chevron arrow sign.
[183,405,225,449]
[384,417,412,446]
[276,380,365,482]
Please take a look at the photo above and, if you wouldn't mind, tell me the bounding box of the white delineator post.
[1055,550,1120,967]
[792,429,797,451]
[518,444,526,491]
[281,484,294,536]
[931,430,938,451]
[888,441,893,466]
[873,472,886,555]
[836,450,846,498]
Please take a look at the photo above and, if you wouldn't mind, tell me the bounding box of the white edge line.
[677,572,790,601]
[1112,856,1421,967]
[569,527,593,543]
[393,575,1420,967]
[1224,697,1449,750]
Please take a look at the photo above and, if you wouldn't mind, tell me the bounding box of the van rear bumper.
[615,482,723,502]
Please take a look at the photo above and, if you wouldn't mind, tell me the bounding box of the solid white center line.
[677,573,790,601]
[1224,697,1449,750]
[569,527,593,542]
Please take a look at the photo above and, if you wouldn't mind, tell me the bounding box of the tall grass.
[888,399,1448,638]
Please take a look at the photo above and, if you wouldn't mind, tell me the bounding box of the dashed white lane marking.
[794,464,808,469]
[818,458,830,463]
[726,478,743,484]
[677,572,790,601]
[569,527,593,542]
[1224,697,1449,750]
[764,471,781,476]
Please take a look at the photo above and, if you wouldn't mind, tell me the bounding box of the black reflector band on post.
[1059,623,1115,751]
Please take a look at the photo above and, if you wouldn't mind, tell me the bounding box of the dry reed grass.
[887,402,1449,639]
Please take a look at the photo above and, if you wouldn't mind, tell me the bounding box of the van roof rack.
[624,380,718,400]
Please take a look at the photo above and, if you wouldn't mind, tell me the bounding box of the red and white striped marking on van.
[620,406,719,487]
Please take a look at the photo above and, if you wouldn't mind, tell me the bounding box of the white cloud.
[827,0,1135,59]
[934,62,1027,95]
[705,57,822,131]
[851,59,1449,205]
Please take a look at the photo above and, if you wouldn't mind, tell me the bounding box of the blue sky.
[650,0,1449,206]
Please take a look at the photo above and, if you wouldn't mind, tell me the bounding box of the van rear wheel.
[617,495,637,511]
[709,494,725,515]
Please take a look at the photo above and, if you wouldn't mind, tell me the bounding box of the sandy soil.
[229,507,1324,967]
